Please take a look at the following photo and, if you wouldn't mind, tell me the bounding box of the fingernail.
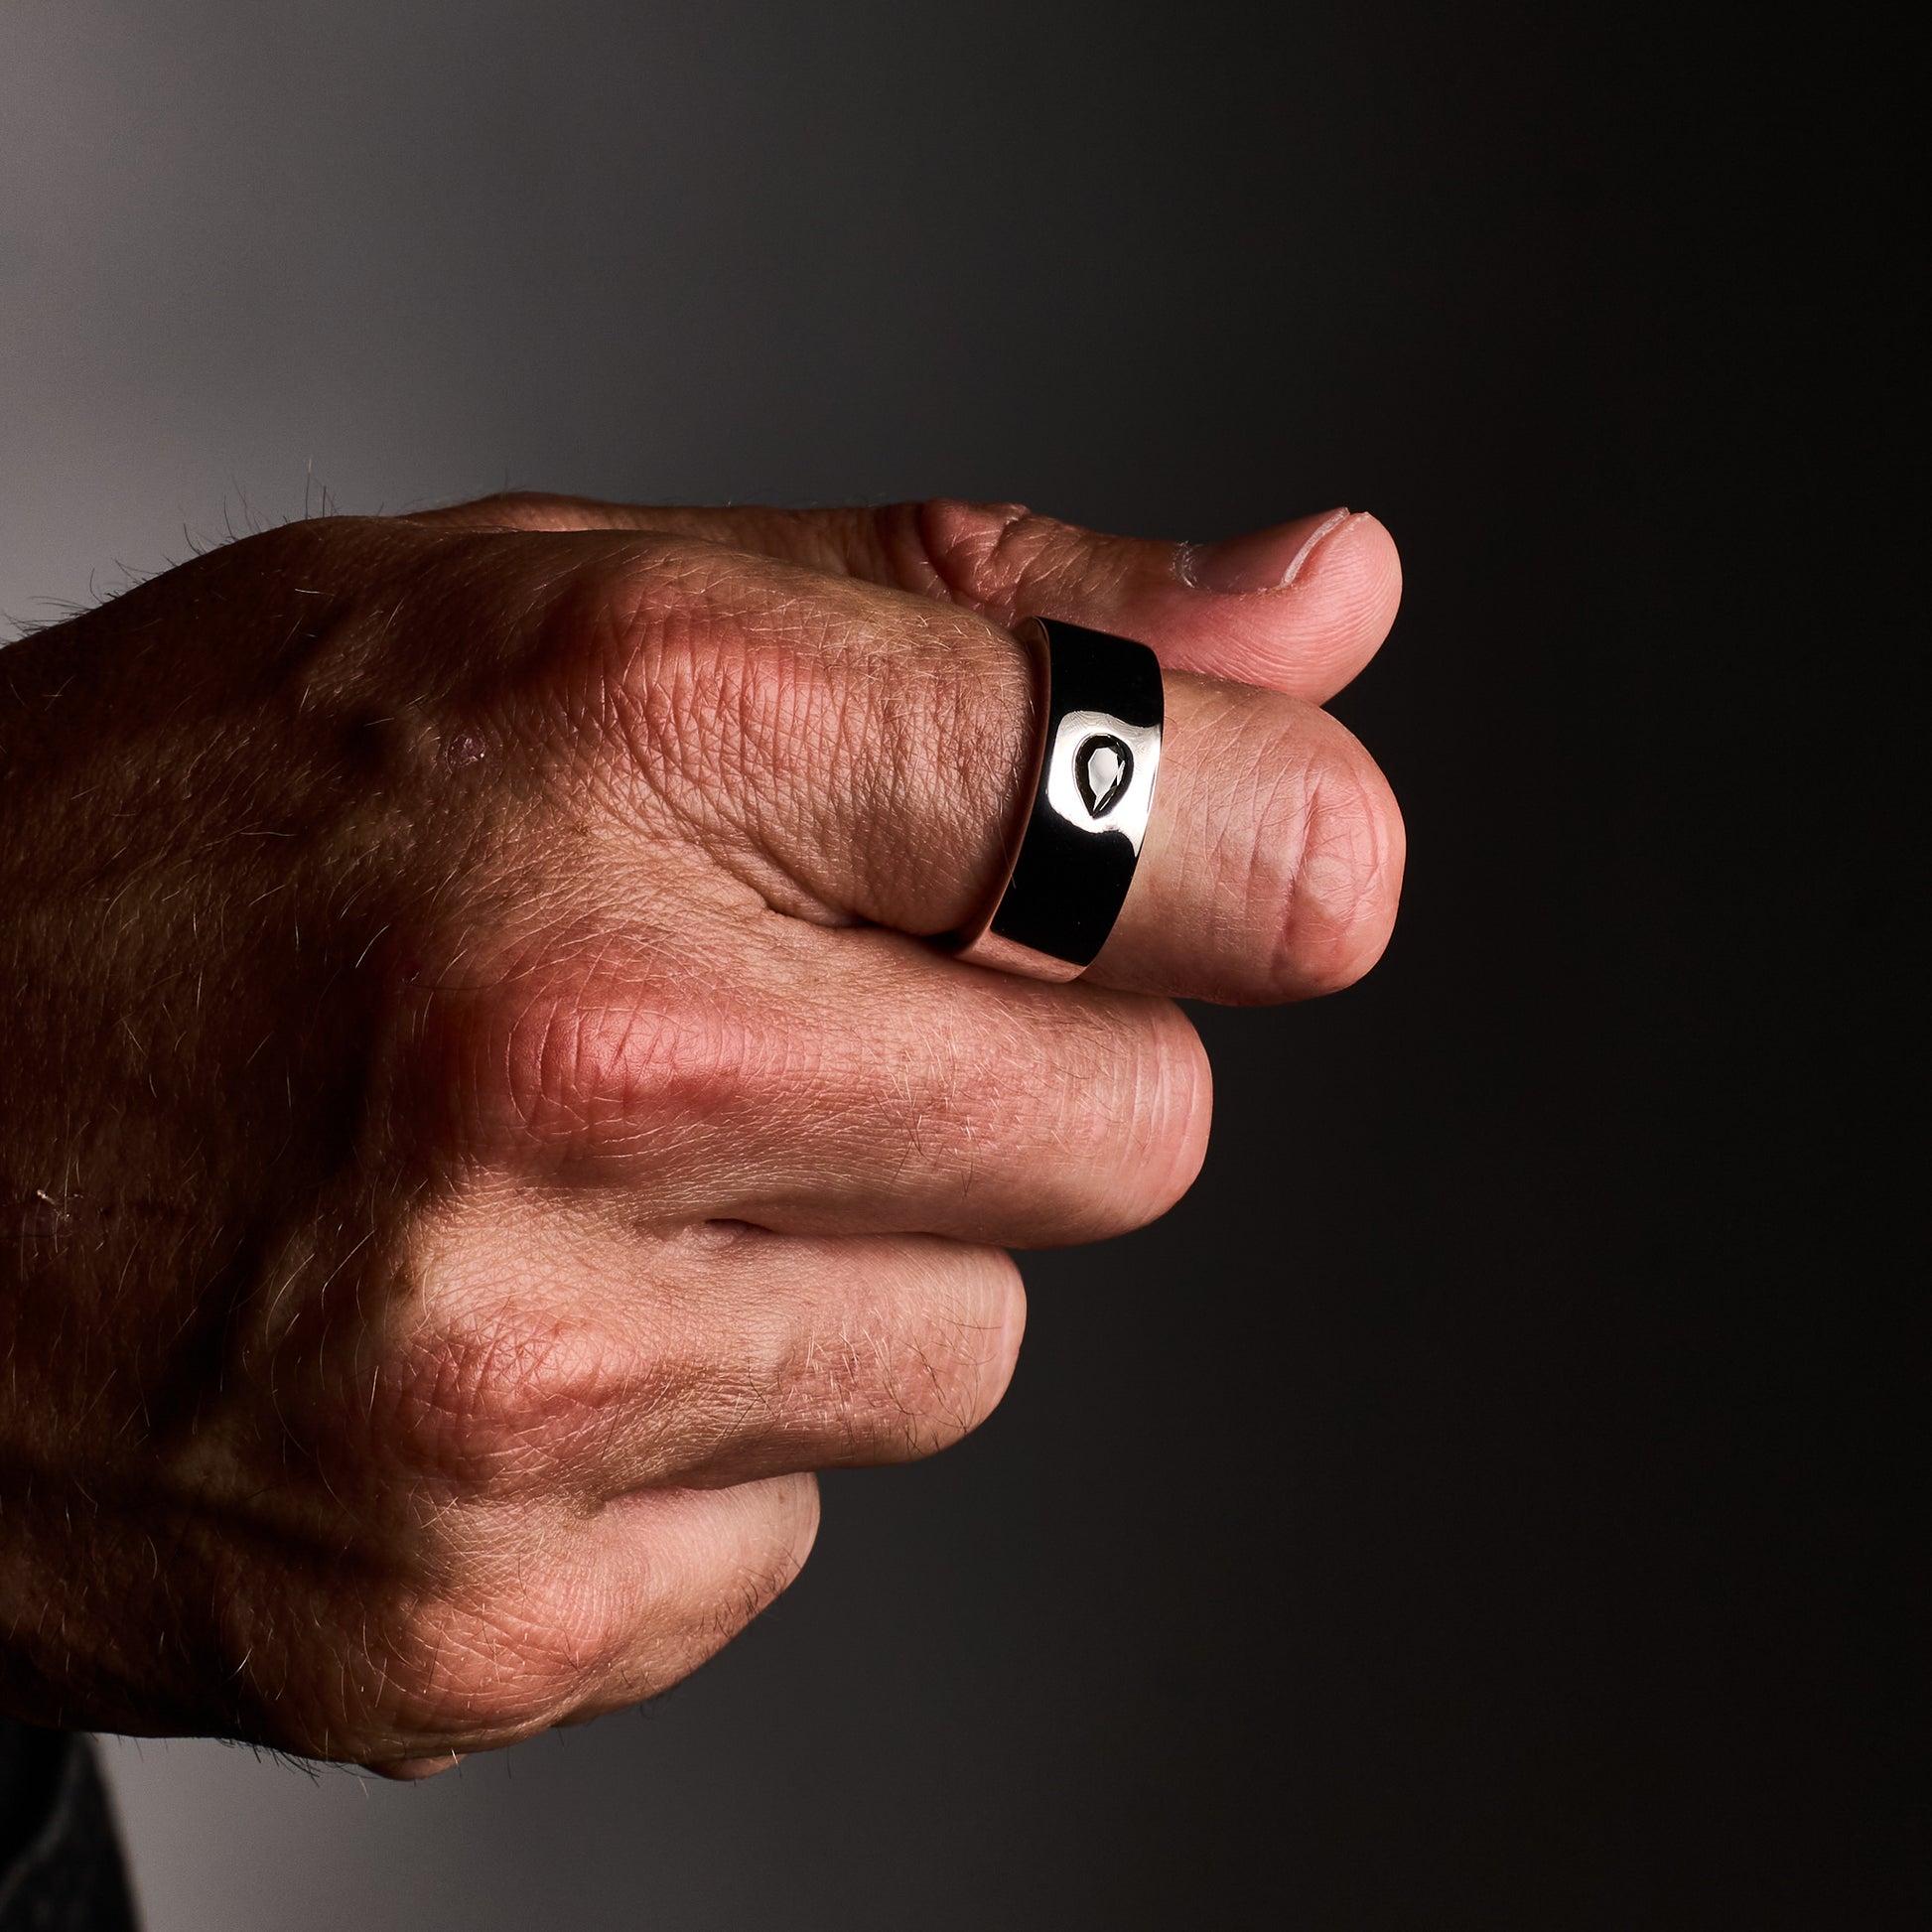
[1177,507,1351,595]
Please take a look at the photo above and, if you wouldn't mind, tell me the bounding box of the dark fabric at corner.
[0,1725,137,1932]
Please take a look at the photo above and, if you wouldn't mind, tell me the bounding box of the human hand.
[0,493,1401,1773]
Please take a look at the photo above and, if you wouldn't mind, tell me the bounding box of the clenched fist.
[0,493,1401,1774]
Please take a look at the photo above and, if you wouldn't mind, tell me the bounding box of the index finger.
[494,532,1402,1008]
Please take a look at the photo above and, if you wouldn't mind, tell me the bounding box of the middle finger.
[426,915,1211,1247]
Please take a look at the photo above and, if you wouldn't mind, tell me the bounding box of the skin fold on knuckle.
[412,941,776,1183]
[433,1484,816,1757]
[160,1537,579,1765]
[354,1202,803,1504]
[332,1482,818,1760]
[370,1294,627,1496]
[360,1210,1019,1503]
[910,497,1124,621]
[580,1296,824,1493]
[344,1559,642,1758]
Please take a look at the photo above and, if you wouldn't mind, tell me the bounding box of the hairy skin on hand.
[0,497,1401,1772]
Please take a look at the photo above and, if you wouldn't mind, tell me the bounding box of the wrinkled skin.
[0,494,1402,1774]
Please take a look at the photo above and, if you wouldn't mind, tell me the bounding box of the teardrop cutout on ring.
[1074,733,1133,819]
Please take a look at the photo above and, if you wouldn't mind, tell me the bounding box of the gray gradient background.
[2,4,1896,1930]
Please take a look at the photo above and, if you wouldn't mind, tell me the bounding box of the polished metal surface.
[947,618,1165,983]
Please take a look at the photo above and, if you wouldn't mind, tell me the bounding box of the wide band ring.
[945,617,1165,984]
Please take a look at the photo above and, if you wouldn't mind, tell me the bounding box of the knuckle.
[419,964,749,1164]
[321,1485,828,1756]
[914,497,1031,607]
[374,1297,620,1491]
[212,1558,615,1760]
[369,1566,626,1744]
[916,497,1081,614]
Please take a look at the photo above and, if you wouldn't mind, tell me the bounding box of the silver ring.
[944,617,1165,983]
